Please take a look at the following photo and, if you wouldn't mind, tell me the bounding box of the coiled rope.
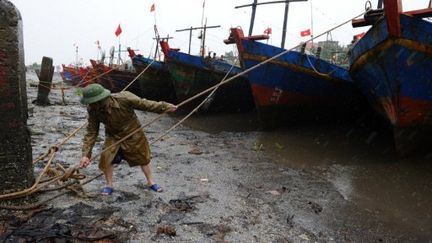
[0,61,155,210]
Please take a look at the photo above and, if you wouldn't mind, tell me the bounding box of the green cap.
[80,83,111,104]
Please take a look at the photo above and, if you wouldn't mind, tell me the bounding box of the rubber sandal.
[101,187,114,195]
[149,184,163,192]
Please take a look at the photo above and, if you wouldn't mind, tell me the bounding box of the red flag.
[300,29,311,37]
[150,3,155,12]
[115,24,122,37]
[355,32,365,40]
[264,27,272,35]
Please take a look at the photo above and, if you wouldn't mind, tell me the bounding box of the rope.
[34,60,151,161]
[1,55,231,208]
[121,59,155,91]
[175,12,367,108]
[0,11,366,210]
[80,9,367,184]
[0,147,57,200]
[0,57,155,209]
[0,63,148,203]
[76,71,90,87]
[151,58,238,144]
[37,83,72,91]
[305,53,338,77]
[71,9,370,184]
[0,172,103,210]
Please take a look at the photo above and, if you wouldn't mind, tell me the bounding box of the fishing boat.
[127,48,176,103]
[60,44,93,86]
[89,59,143,96]
[223,0,365,127]
[160,40,255,113]
[224,28,362,127]
[350,0,432,151]
[60,64,90,86]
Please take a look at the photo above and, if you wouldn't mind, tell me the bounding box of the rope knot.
[61,167,78,181]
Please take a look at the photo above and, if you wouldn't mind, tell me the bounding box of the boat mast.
[153,25,160,60]
[153,34,173,60]
[235,0,307,48]
[281,2,290,48]
[249,0,258,36]
[202,19,208,57]
[176,24,221,56]
[383,0,402,37]
[377,0,383,8]
[118,36,122,65]
[176,0,220,57]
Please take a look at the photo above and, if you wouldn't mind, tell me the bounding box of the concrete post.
[0,0,34,194]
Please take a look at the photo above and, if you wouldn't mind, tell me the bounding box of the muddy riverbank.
[1,71,431,242]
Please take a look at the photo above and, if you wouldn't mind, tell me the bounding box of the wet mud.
[1,71,431,242]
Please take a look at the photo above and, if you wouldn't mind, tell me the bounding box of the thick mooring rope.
[0,11,366,210]
[0,60,155,209]
[61,11,368,206]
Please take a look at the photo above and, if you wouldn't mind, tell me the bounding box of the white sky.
[8,0,430,66]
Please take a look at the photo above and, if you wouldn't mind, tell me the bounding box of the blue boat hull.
[164,50,255,113]
[350,14,432,129]
[235,37,361,127]
[131,55,176,103]
[90,60,142,97]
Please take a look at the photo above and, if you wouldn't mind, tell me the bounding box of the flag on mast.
[150,3,155,12]
[355,32,365,40]
[115,24,122,37]
[264,27,272,35]
[300,29,311,37]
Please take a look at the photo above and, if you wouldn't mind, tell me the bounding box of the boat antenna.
[153,5,157,26]
[429,0,431,8]
[200,0,206,56]
[310,0,314,43]
[202,18,208,57]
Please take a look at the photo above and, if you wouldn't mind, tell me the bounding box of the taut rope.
[0,11,366,210]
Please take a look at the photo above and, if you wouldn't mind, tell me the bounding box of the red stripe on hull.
[251,84,340,108]
[376,96,432,127]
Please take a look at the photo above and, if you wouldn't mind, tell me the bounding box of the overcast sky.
[8,0,430,66]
